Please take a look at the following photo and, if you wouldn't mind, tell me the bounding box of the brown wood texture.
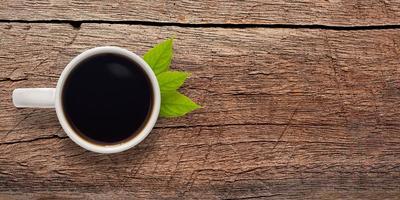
[1,1,400,26]
[0,23,400,199]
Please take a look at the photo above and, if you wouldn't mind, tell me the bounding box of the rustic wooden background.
[1,1,400,199]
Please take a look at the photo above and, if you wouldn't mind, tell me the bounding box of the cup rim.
[55,46,160,154]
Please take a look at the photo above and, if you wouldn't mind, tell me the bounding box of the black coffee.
[62,53,153,144]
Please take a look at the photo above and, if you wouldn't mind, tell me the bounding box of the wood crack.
[0,134,68,146]
[223,194,282,200]
[2,111,35,140]
[0,77,27,82]
[0,20,400,30]
[271,105,299,152]
[154,121,400,129]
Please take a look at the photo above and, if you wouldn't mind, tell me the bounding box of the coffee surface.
[62,53,153,144]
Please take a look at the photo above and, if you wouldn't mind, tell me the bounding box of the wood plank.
[0,23,400,199]
[1,1,400,26]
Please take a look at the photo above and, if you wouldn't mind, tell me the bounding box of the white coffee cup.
[12,47,161,154]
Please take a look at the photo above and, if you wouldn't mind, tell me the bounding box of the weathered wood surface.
[1,1,400,26]
[0,23,400,199]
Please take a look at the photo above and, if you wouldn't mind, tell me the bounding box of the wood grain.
[1,1,400,26]
[0,23,400,199]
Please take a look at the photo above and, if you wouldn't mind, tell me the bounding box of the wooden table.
[1,1,400,199]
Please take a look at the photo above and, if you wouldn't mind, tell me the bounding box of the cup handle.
[12,88,56,108]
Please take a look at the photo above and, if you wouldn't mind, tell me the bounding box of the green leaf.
[143,38,173,75]
[157,71,189,93]
[160,91,201,118]
[142,37,202,118]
